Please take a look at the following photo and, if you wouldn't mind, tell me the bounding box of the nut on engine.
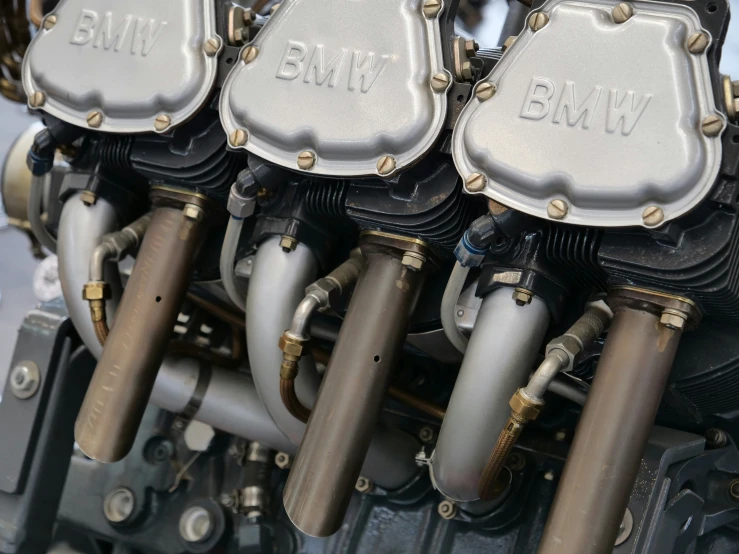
[278,332,308,358]
[82,281,111,301]
[509,389,543,421]
[545,335,583,373]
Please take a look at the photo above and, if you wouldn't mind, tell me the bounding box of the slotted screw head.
[423,0,442,18]
[229,129,247,147]
[377,155,396,175]
[612,2,633,23]
[431,72,450,93]
[29,91,46,108]
[242,45,259,64]
[547,199,568,219]
[204,37,221,57]
[702,114,724,136]
[154,114,171,131]
[528,12,549,31]
[43,15,57,29]
[476,82,496,101]
[86,111,103,128]
[642,206,664,226]
[297,151,316,170]
[465,173,486,192]
[687,32,709,54]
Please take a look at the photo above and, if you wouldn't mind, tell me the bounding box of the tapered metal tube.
[283,243,426,537]
[538,307,683,554]
[74,204,207,462]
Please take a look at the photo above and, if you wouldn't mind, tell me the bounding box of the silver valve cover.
[219,0,451,177]
[452,0,724,228]
[22,0,221,134]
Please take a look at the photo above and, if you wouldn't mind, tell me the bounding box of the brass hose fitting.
[83,281,112,345]
[278,332,311,423]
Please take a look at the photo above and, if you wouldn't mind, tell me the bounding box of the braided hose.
[478,412,527,500]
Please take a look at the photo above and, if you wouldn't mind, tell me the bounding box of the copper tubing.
[538,306,684,554]
[186,292,245,330]
[29,0,43,27]
[387,386,446,420]
[279,378,311,423]
[74,204,207,463]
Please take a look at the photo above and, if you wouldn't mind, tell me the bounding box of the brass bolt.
[465,173,486,192]
[729,478,739,500]
[242,45,259,64]
[642,205,664,226]
[475,82,496,101]
[270,3,281,15]
[43,15,57,29]
[528,12,549,31]
[29,91,46,108]
[402,252,426,272]
[229,129,248,147]
[243,8,256,25]
[438,500,457,520]
[280,235,298,252]
[204,37,221,57]
[503,36,517,51]
[377,155,396,175]
[154,114,171,132]
[183,204,205,222]
[355,477,374,493]
[547,199,568,220]
[275,452,292,469]
[86,111,103,128]
[460,61,473,81]
[512,288,533,306]
[464,39,479,57]
[80,190,97,206]
[687,32,709,54]
[612,2,634,23]
[660,308,687,331]
[702,114,724,137]
[431,72,450,93]
[422,0,442,18]
[297,151,316,170]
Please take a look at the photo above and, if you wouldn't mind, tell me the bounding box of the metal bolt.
[9,362,40,399]
[544,470,556,481]
[103,487,135,523]
[431,72,450,93]
[702,114,724,137]
[183,204,205,222]
[464,39,479,57]
[460,61,473,81]
[229,129,248,147]
[642,205,664,226]
[438,500,457,520]
[512,288,533,306]
[419,426,435,443]
[280,235,298,253]
[475,82,496,101]
[503,35,517,50]
[243,8,256,25]
[457,309,464,317]
[612,2,634,23]
[275,452,292,469]
[507,452,526,471]
[270,3,281,15]
[297,150,316,170]
[660,308,687,331]
[179,506,213,543]
[219,493,235,508]
[465,172,487,192]
[547,199,568,220]
[687,32,709,54]
[528,12,549,31]
[422,0,442,18]
[355,477,374,493]
[705,428,728,448]
[154,114,171,132]
[730,478,739,500]
[377,155,396,176]
[615,508,634,546]
[402,251,426,272]
[29,91,46,108]
[242,45,259,64]
[203,37,221,57]
[43,14,57,29]
[554,429,567,441]
[80,190,97,206]
[86,111,103,128]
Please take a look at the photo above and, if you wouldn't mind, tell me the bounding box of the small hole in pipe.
[155,296,162,303]
[373,355,381,363]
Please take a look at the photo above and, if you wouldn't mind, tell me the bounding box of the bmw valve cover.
[22,0,220,133]
[452,0,724,227]
[219,0,450,177]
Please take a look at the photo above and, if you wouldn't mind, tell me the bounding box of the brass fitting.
[509,388,543,422]
[82,281,111,302]
[83,281,112,344]
[278,332,311,421]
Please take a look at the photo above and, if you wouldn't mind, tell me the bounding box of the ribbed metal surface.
[304,180,349,219]
[544,225,607,292]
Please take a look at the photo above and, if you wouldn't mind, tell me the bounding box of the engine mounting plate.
[219,0,450,177]
[452,0,724,228]
[22,0,220,134]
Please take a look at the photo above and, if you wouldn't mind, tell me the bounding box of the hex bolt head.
[438,500,457,520]
[547,199,568,219]
[377,155,396,175]
[275,452,292,469]
[179,506,213,543]
[9,362,40,399]
[104,487,135,523]
[297,150,316,170]
[280,235,298,253]
[203,37,221,57]
[687,32,709,54]
[528,12,549,31]
[465,172,487,192]
[422,0,442,18]
[702,114,724,137]
[154,114,171,132]
[642,205,664,226]
[431,72,450,93]
[242,45,259,64]
[229,129,248,147]
[355,477,374,493]
[660,308,687,331]
[43,15,57,29]
[705,428,728,448]
[612,2,634,23]
[475,82,496,101]
[512,288,533,306]
[80,190,98,206]
[29,91,46,108]
[243,8,256,24]
[183,204,205,222]
[503,35,517,50]
[402,252,426,272]
[419,426,435,443]
[86,111,103,128]
[730,479,739,500]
